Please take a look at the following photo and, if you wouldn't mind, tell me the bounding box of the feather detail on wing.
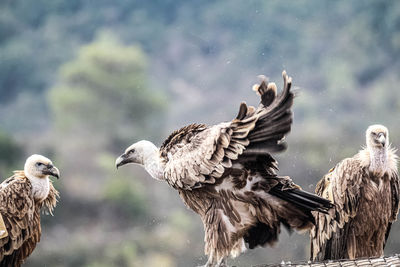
[310,158,365,261]
[384,157,399,248]
[160,71,294,189]
[389,171,400,220]
[388,149,400,221]
[0,173,40,266]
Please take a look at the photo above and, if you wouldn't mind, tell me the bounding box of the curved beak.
[378,133,386,147]
[116,153,130,169]
[44,165,60,179]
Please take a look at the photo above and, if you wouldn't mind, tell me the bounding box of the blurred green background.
[0,1,399,266]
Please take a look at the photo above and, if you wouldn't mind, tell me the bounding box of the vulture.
[310,125,400,261]
[116,71,332,267]
[0,154,60,267]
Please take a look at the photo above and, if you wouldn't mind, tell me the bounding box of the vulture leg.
[201,255,228,267]
[202,212,235,267]
[216,257,228,267]
[201,251,216,267]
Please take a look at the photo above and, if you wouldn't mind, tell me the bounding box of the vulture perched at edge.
[116,71,333,267]
[310,125,400,261]
[0,154,60,267]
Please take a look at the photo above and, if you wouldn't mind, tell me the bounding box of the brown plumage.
[310,125,400,261]
[116,71,332,267]
[0,155,60,267]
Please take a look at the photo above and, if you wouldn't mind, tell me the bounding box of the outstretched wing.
[160,71,294,189]
[0,173,41,266]
[310,158,365,261]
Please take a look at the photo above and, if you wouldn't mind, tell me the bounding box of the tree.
[0,130,23,177]
[34,32,169,266]
[49,31,165,147]
[47,28,167,196]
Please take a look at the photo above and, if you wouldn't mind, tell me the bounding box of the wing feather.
[0,174,40,266]
[389,171,400,221]
[310,157,365,261]
[384,170,400,248]
[161,71,294,189]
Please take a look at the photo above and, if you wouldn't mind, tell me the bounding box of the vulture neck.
[143,149,164,181]
[26,173,50,201]
[368,145,388,177]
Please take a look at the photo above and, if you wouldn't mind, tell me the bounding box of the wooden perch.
[258,254,400,267]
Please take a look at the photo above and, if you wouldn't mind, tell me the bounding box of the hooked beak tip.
[115,156,125,170]
[52,167,60,179]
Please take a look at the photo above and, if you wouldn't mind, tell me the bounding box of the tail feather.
[270,187,333,215]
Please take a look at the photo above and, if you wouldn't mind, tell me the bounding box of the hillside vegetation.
[0,1,399,266]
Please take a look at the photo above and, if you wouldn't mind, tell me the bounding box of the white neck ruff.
[368,146,387,177]
[26,174,50,201]
[143,153,164,181]
[358,146,398,178]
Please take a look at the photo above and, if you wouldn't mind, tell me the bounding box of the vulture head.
[116,140,158,168]
[24,154,60,179]
[366,124,389,149]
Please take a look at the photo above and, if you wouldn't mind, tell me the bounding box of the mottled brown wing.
[161,71,294,189]
[0,174,41,267]
[384,171,400,247]
[161,123,233,189]
[310,158,365,261]
[389,171,400,221]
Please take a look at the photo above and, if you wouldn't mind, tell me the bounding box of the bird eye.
[36,162,44,167]
[128,149,135,154]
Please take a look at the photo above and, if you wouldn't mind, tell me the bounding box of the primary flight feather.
[116,71,332,267]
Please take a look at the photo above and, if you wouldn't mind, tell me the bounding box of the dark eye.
[128,149,135,154]
[371,132,376,136]
[36,162,44,167]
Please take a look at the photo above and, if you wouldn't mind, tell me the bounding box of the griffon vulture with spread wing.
[310,125,399,261]
[116,71,332,267]
[0,154,60,267]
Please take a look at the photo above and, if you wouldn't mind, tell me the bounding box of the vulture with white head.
[310,125,399,261]
[0,154,60,267]
[116,71,332,267]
